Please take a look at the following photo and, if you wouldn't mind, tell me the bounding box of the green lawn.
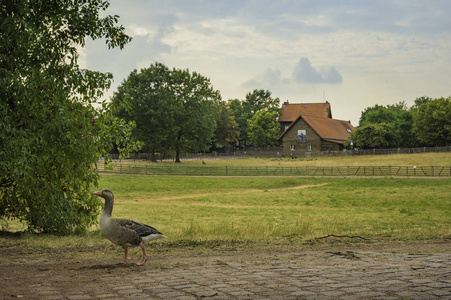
[97,175,451,242]
[2,153,450,250]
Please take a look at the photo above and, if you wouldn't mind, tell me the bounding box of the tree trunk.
[175,132,182,163]
[175,149,181,163]
[150,148,157,162]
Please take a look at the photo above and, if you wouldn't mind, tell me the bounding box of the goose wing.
[116,218,164,238]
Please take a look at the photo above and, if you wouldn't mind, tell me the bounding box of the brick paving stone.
[21,250,451,300]
[116,288,143,295]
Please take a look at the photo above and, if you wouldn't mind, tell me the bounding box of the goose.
[93,189,166,266]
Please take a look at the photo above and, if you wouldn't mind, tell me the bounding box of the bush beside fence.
[97,164,451,177]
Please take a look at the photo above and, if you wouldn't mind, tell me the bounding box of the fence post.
[226,165,228,176]
[431,165,434,176]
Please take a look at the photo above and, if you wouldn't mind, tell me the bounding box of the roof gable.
[280,114,354,143]
[279,102,331,122]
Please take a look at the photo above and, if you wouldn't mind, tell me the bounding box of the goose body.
[94,189,166,265]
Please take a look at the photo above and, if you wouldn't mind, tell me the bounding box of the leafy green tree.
[348,123,400,149]
[112,63,177,161]
[411,96,433,111]
[0,1,136,234]
[226,99,244,144]
[227,89,280,146]
[359,102,415,147]
[213,101,239,149]
[113,63,221,162]
[170,68,221,162]
[247,110,280,147]
[413,97,451,146]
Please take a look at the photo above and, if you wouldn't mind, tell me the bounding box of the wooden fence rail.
[96,164,451,177]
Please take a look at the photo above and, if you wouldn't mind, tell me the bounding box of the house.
[279,101,332,134]
[279,114,354,155]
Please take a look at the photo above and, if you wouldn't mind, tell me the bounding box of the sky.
[79,0,451,126]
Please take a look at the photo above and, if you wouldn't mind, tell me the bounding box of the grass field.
[96,175,450,243]
[1,153,450,250]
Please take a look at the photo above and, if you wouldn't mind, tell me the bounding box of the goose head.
[93,189,114,200]
[93,189,114,215]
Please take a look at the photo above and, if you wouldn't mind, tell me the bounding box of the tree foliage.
[413,97,451,147]
[112,63,222,162]
[213,101,239,147]
[247,110,280,147]
[351,96,451,149]
[359,102,415,148]
[227,89,280,146]
[348,123,400,149]
[112,63,176,161]
[0,1,136,234]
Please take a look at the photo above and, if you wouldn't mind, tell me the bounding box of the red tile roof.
[279,102,331,122]
[280,114,354,144]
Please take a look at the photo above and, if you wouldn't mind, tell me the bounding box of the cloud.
[292,57,343,84]
[242,68,289,89]
[243,57,343,90]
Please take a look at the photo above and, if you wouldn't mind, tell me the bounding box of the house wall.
[279,121,291,134]
[282,118,341,156]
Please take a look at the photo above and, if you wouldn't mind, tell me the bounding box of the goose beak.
[93,191,102,196]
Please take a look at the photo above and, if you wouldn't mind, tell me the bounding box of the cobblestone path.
[27,250,451,300]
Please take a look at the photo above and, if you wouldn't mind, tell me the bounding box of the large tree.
[168,68,221,162]
[113,63,221,162]
[413,97,451,147]
[0,1,136,233]
[112,63,177,161]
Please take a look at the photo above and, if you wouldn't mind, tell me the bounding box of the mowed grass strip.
[100,175,451,242]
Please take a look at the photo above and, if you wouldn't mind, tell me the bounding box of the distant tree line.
[347,96,451,149]
[114,62,450,157]
[112,63,281,161]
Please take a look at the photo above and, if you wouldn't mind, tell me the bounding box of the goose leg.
[123,248,129,264]
[136,243,148,266]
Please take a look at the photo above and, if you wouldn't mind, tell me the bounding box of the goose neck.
[103,196,114,216]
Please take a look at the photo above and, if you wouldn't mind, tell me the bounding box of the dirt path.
[1,241,450,299]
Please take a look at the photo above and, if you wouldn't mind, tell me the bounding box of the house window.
[290,144,296,151]
[308,145,313,151]
[297,130,306,143]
